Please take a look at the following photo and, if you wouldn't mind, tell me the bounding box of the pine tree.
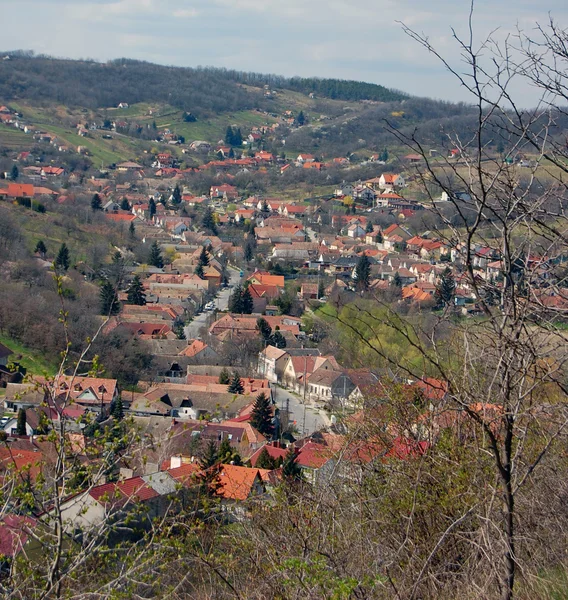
[100,280,120,315]
[148,241,164,268]
[218,368,230,385]
[34,240,47,257]
[281,447,303,482]
[54,243,70,272]
[91,193,103,211]
[200,440,219,469]
[198,246,210,267]
[228,372,244,394]
[16,408,26,435]
[217,437,233,463]
[127,275,146,305]
[392,272,402,287]
[250,392,274,438]
[435,266,456,307]
[318,280,325,299]
[365,220,374,233]
[354,254,371,291]
[129,221,136,238]
[228,285,244,313]
[195,263,204,279]
[225,125,234,146]
[111,398,124,421]
[375,230,383,244]
[171,185,182,205]
[11,164,19,181]
[257,317,272,341]
[120,197,130,211]
[296,111,306,126]
[242,287,254,314]
[149,198,156,218]
[270,330,286,349]
[202,206,217,235]
[255,447,277,470]
[244,241,254,263]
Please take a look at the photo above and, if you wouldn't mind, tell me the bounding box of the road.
[184,266,242,339]
[273,385,331,437]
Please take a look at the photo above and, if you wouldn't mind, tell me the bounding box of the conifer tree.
[375,230,383,244]
[354,254,371,291]
[120,197,130,211]
[392,272,402,288]
[149,198,156,218]
[111,398,124,421]
[242,287,254,314]
[16,408,26,435]
[250,392,274,438]
[148,241,164,268]
[281,447,303,482]
[365,220,374,233]
[91,193,103,211]
[228,372,244,394]
[218,368,230,385]
[129,221,136,239]
[34,240,47,258]
[228,285,244,313]
[255,447,277,470]
[198,246,210,267]
[435,266,456,307]
[100,280,120,315]
[11,164,19,181]
[171,185,182,205]
[127,275,146,305]
[195,263,204,279]
[202,206,217,235]
[200,440,219,469]
[217,437,233,463]
[54,243,70,272]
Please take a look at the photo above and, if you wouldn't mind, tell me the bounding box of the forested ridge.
[0,52,406,113]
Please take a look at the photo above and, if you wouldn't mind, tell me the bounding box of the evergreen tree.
[255,447,277,470]
[149,198,156,218]
[148,241,164,268]
[365,220,374,233]
[54,243,70,272]
[111,398,124,421]
[270,330,286,349]
[375,230,383,244]
[225,125,234,146]
[257,317,272,341]
[281,447,303,482]
[392,272,402,287]
[171,184,182,205]
[16,408,26,435]
[354,254,371,291]
[217,437,233,463]
[250,392,274,438]
[244,241,254,263]
[120,197,130,211]
[296,110,306,126]
[228,371,244,394]
[159,193,168,207]
[318,280,325,299]
[11,164,19,181]
[198,246,210,267]
[129,221,136,238]
[91,193,103,211]
[242,287,254,314]
[34,240,47,257]
[173,323,186,340]
[100,280,120,315]
[200,440,219,469]
[202,206,217,234]
[435,267,456,307]
[127,275,146,305]
[195,263,204,279]
[228,285,244,313]
[218,368,231,385]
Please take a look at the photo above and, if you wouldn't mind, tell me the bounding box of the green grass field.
[0,126,32,149]
[0,334,58,376]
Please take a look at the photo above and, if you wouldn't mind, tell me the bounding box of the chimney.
[170,455,182,469]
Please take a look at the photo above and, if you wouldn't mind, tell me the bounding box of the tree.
[244,240,254,263]
[148,198,156,218]
[171,184,182,205]
[257,317,272,342]
[365,220,374,233]
[435,266,456,308]
[255,447,278,470]
[202,206,217,235]
[218,368,231,385]
[200,439,218,469]
[375,230,383,244]
[270,330,286,349]
[250,392,274,438]
[296,110,306,126]
[281,447,303,482]
[100,280,120,315]
[34,240,47,258]
[54,243,70,272]
[198,246,210,268]
[392,271,402,287]
[15,408,26,435]
[354,254,371,291]
[194,263,204,279]
[217,437,232,464]
[128,221,136,239]
[120,197,130,211]
[126,274,146,305]
[91,193,103,211]
[228,285,244,313]
[227,371,244,394]
[147,241,164,268]
[111,398,124,421]
[10,164,19,180]
[242,287,254,314]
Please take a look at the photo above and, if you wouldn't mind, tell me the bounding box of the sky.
[1,0,567,105]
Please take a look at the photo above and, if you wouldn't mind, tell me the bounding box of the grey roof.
[142,471,178,495]
[0,343,12,359]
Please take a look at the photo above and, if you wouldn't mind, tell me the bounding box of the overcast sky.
[1,0,567,105]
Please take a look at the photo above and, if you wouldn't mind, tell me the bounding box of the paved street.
[184,266,242,339]
[273,385,331,436]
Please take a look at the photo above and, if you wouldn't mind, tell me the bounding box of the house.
[300,282,319,300]
[117,161,143,171]
[378,173,405,191]
[178,340,219,364]
[257,346,289,383]
[346,223,365,239]
[306,369,355,405]
[295,153,315,166]
[210,184,238,200]
[247,271,285,289]
[0,343,25,385]
[282,355,341,395]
